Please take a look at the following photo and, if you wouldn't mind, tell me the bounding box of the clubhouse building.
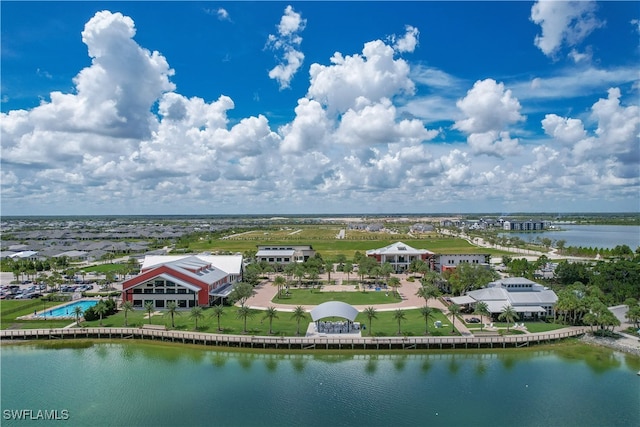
[366,242,435,273]
[365,241,490,274]
[122,255,243,309]
[450,277,557,319]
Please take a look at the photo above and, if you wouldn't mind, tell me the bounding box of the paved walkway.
[244,271,472,335]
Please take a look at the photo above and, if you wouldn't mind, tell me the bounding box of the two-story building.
[435,253,491,273]
[121,254,243,309]
[255,245,315,266]
[365,242,435,273]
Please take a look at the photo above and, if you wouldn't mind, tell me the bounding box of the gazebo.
[310,301,360,334]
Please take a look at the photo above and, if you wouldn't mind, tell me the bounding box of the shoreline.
[579,333,640,357]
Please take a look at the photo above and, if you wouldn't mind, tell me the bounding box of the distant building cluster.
[0,218,228,263]
[440,217,547,231]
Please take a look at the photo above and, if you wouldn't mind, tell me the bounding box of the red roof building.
[122,255,243,309]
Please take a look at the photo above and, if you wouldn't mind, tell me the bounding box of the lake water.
[1,341,639,427]
[500,224,640,250]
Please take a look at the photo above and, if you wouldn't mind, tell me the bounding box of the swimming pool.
[37,300,98,318]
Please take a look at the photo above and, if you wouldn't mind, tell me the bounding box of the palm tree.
[94,301,108,327]
[419,305,434,335]
[263,306,278,334]
[324,261,334,284]
[236,306,254,334]
[416,284,440,306]
[190,306,204,330]
[291,306,307,336]
[393,309,406,335]
[144,301,154,324]
[165,301,180,329]
[474,301,490,331]
[211,304,225,332]
[498,305,518,332]
[380,262,394,288]
[273,275,286,299]
[294,265,306,287]
[388,276,401,297]
[121,300,134,327]
[448,303,461,333]
[364,306,377,336]
[343,262,353,285]
[73,305,84,326]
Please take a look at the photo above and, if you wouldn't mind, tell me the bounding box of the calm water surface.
[1,341,639,427]
[501,224,640,250]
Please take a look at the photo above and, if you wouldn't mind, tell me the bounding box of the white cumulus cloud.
[530,0,604,58]
[266,5,306,89]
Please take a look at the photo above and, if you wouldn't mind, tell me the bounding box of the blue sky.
[1,1,639,215]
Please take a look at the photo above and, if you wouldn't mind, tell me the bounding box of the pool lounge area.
[32,299,99,319]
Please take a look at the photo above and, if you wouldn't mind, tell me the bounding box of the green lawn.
[78,305,460,337]
[464,320,566,333]
[0,299,75,330]
[272,288,402,305]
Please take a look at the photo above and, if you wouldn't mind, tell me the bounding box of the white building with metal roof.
[450,277,557,319]
[366,241,435,273]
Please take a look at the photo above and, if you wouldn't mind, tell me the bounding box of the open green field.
[189,226,506,260]
[272,288,402,305]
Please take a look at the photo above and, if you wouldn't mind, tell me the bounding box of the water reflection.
[3,342,638,427]
[393,355,407,372]
[210,352,227,368]
[290,357,306,373]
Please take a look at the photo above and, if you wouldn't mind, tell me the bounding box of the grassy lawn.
[355,308,457,337]
[78,306,460,337]
[272,288,402,305]
[1,299,75,330]
[464,320,566,333]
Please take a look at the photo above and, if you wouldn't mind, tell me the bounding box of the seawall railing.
[0,327,589,350]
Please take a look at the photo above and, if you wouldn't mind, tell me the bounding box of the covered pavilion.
[310,301,360,334]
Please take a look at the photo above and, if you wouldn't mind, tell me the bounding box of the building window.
[166,289,175,294]
[178,300,187,308]
[156,300,165,308]
[133,300,142,307]
[189,300,195,308]
[143,289,153,294]
[133,289,142,294]
[177,288,187,294]
[154,289,164,294]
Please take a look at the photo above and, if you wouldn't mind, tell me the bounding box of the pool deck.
[18,298,101,320]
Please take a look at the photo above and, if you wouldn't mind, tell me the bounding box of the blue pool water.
[37,300,98,318]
